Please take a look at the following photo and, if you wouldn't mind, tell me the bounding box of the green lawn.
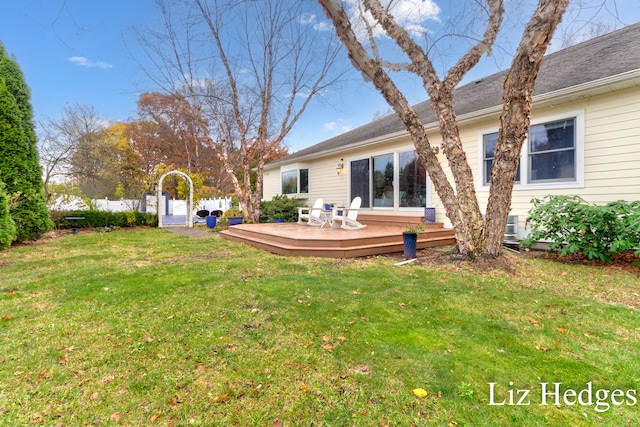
[1,228,638,426]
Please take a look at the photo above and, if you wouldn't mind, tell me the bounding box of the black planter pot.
[403,232,418,259]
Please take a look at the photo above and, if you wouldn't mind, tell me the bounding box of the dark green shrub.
[521,195,640,263]
[53,210,157,230]
[259,195,303,222]
[0,181,16,249]
[0,43,53,241]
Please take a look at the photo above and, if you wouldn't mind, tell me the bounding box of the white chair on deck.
[297,198,324,226]
[331,197,365,230]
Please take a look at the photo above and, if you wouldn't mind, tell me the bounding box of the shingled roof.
[271,22,640,167]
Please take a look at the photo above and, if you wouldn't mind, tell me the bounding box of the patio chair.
[297,198,324,226]
[332,197,366,230]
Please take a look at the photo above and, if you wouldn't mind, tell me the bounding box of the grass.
[0,228,639,426]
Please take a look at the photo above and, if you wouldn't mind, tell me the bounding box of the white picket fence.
[91,197,233,216]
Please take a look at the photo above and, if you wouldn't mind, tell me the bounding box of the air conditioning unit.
[504,215,518,243]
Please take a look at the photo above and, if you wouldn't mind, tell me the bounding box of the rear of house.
[263,23,640,240]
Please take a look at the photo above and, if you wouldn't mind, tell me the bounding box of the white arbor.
[157,170,194,228]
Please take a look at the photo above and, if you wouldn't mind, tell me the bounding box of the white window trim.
[477,109,585,191]
[280,163,309,198]
[347,144,432,211]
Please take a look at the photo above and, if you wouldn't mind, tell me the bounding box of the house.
[263,23,640,240]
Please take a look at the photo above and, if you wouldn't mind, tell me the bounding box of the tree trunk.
[485,0,569,257]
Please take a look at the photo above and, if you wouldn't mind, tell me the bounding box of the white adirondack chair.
[332,197,365,230]
[297,198,324,226]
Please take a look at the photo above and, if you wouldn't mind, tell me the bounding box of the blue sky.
[2,0,639,153]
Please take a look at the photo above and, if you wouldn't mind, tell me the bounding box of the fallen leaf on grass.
[110,412,122,422]
[273,418,282,427]
[1,314,14,321]
[150,412,162,423]
[413,388,428,398]
[322,344,334,351]
[89,392,99,401]
[169,394,183,405]
[557,327,568,334]
[211,393,231,403]
[528,317,541,326]
[337,336,347,342]
[299,384,311,391]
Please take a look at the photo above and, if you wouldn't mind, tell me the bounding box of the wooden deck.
[220,216,455,258]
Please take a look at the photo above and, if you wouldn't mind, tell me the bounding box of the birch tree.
[318,0,569,258]
[134,0,344,221]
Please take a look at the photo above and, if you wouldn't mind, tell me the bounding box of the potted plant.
[403,222,425,259]
[225,206,244,226]
[272,213,285,223]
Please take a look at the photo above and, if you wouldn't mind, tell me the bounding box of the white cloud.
[344,0,440,38]
[300,12,332,32]
[323,119,352,134]
[68,56,114,69]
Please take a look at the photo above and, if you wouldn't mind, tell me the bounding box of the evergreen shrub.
[259,195,304,223]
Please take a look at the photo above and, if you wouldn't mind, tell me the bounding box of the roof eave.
[267,69,640,170]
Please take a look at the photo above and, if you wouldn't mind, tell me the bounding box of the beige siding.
[266,85,640,233]
[437,86,640,236]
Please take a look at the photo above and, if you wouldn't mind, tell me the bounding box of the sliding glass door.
[372,154,394,207]
[398,150,427,207]
[349,150,429,210]
[350,159,370,208]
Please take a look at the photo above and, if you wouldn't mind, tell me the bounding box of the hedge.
[52,210,158,230]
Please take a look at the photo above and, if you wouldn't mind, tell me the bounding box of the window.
[483,132,520,185]
[299,169,309,194]
[529,118,575,182]
[281,168,309,195]
[398,150,427,207]
[350,150,430,210]
[373,154,394,207]
[479,112,582,190]
[350,159,370,208]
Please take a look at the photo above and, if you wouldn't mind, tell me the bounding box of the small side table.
[65,216,85,234]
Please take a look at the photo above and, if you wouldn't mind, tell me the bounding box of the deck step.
[220,222,455,258]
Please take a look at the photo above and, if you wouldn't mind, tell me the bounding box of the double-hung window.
[483,132,520,185]
[480,111,583,189]
[529,118,575,182]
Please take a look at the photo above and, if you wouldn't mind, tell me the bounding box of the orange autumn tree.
[133,0,344,221]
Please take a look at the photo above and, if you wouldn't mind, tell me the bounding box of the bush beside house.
[521,195,640,263]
